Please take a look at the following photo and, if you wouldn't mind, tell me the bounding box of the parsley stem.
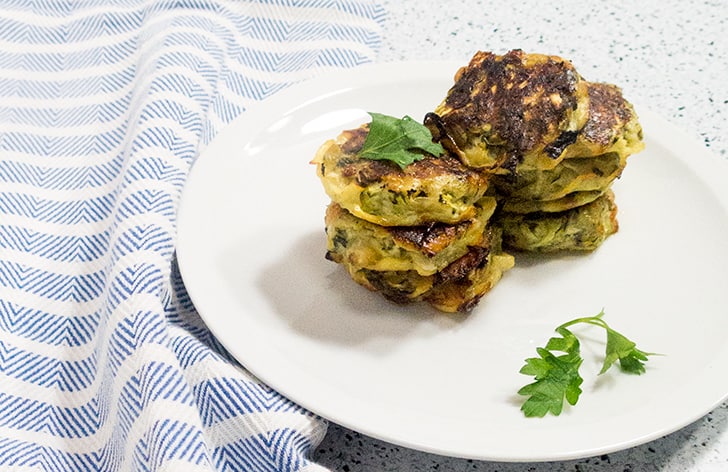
[556,310,608,331]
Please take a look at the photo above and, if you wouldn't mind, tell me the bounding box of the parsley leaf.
[518,327,584,417]
[601,323,652,375]
[518,310,658,417]
[358,112,444,169]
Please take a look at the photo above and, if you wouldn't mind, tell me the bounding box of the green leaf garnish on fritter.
[358,112,444,168]
[518,310,658,417]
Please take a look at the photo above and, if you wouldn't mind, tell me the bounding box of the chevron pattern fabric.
[0,1,383,470]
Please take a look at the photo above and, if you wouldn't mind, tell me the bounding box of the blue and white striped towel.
[0,1,383,470]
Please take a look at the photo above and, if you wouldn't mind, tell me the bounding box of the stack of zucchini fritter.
[312,49,644,313]
[312,125,515,313]
[427,50,644,252]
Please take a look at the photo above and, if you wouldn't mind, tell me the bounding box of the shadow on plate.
[252,230,468,355]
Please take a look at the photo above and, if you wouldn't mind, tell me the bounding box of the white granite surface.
[313,0,728,470]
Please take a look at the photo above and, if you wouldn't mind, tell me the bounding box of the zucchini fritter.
[497,190,619,252]
[560,81,644,162]
[312,124,490,226]
[426,49,590,171]
[494,153,621,211]
[324,197,497,276]
[491,81,644,211]
[347,231,515,313]
[499,189,606,214]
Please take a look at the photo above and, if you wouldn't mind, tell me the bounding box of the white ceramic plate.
[176,62,728,462]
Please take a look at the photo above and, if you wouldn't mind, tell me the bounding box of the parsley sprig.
[518,310,657,418]
[358,112,444,169]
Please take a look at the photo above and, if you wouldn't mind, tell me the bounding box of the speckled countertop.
[313,1,728,471]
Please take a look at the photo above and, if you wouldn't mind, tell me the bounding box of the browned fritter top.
[338,125,367,154]
[439,49,585,156]
[581,82,634,147]
[335,125,488,189]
